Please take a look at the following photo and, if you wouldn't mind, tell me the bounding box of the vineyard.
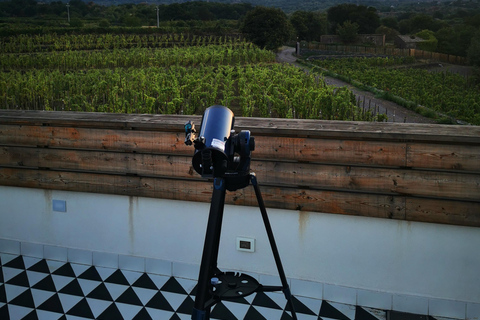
[0,33,382,121]
[310,57,480,125]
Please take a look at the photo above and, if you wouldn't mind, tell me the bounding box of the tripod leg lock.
[192,308,206,320]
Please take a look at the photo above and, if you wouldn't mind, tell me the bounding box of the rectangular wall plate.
[236,237,255,253]
[52,200,67,212]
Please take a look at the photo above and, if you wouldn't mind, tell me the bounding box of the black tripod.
[191,173,298,320]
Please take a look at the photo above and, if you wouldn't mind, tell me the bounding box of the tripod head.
[184,105,255,191]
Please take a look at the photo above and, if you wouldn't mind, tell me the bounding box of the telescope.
[184,105,297,320]
[184,105,255,191]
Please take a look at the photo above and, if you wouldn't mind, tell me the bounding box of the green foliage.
[327,4,380,34]
[310,57,480,124]
[467,29,480,67]
[375,25,399,42]
[336,21,359,44]
[240,6,291,51]
[290,11,327,42]
[415,29,438,52]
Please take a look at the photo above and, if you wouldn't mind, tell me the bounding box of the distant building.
[320,34,385,46]
[394,35,426,49]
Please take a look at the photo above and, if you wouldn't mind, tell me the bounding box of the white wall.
[1,186,479,308]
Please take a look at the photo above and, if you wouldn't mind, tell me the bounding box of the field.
[309,56,480,125]
[0,33,384,121]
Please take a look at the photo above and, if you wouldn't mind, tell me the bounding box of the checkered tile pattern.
[1,254,393,320]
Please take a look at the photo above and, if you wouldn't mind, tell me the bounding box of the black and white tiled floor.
[0,254,413,320]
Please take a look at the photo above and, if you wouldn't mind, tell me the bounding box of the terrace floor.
[1,254,434,320]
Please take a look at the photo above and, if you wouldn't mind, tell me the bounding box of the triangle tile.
[37,293,64,313]
[252,291,282,309]
[70,263,90,278]
[4,283,29,302]
[59,279,84,296]
[160,277,188,294]
[254,305,285,319]
[356,306,386,320]
[53,263,76,278]
[132,286,158,306]
[86,297,114,319]
[31,288,56,308]
[7,305,34,320]
[132,273,158,290]
[116,302,143,319]
[51,275,75,292]
[46,260,65,274]
[7,270,30,287]
[28,260,50,274]
[0,304,9,319]
[295,296,322,316]
[145,307,175,319]
[175,313,192,320]
[175,278,197,296]
[148,274,170,291]
[105,269,130,285]
[26,270,50,288]
[23,257,42,270]
[104,282,130,301]
[58,292,84,312]
[32,274,57,292]
[78,266,102,281]
[174,295,194,315]
[97,302,123,319]
[36,309,65,320]
[4,256,25,269]
[116,286,143,306]
[96,266,116,282]
[87,283,113,301]
[0,284,6,303]
[3,266,23,283]
[58,316,67,320]
[21,309,39,320]
[145,291,174,311]
[9,288,35,308]
[320,301,350,320]
[284,296,317,315]
[77,278,102,296]
[162,291,189,312]
[243,305,268,320]
[211,301,238,320]
[280,310,294,320]
[222,300,251,320]
[327,301,356,320]
[0,266,3,283]
[66,297,95,319]
[122,270,143,285]
[133,307,153,320]
[0,253,17,266]
[170,313,182,320]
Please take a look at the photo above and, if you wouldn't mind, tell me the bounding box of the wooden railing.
[0,110,479,227]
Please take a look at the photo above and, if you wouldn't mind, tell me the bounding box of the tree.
[415,29,438,51]
[327,4,379,34]
[337,20,359,44]
[376,25,399,42]
[467,29,480,66]
[290,11,327,42]
[240,6,291,51]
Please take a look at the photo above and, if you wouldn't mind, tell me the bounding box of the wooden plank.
[407,143,480,172]
[0,125,192,155]
[2,146,478,201]
[0,146,196,179]
[252,161,480,202]
[0,125,409,167]
[253,137,407,166]
[1,110,480,144]
[406,198,480,227]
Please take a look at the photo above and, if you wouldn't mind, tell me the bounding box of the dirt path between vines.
[276,46,437,124]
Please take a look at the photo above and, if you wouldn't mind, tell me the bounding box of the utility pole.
[156,6,159,28]
[66,3,70,23]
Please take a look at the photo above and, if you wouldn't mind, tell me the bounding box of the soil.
[275,46,438,124]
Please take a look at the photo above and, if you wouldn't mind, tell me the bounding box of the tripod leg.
[250,174,298,320]
[192,178,227,320]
